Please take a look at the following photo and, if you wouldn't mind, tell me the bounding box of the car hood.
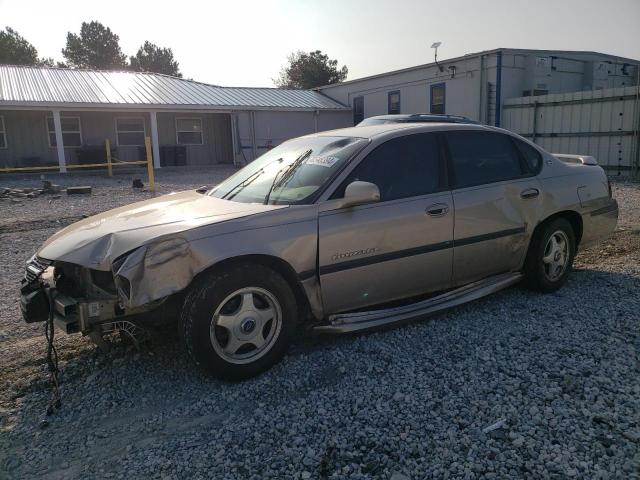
[38,190,285,270]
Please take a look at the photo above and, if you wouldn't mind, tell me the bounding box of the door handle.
[426,203,449,217]
[520,188,540,199]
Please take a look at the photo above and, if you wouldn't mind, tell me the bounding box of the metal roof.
[0,65,349,111]
[316,48,640,90]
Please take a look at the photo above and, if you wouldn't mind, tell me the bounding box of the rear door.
[445,130,543,286]
[318,133,454,314]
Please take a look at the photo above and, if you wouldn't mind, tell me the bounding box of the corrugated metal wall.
[503,86,640,176]
[233,110,352,164]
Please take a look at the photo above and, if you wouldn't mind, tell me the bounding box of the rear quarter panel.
[536,153,616,247]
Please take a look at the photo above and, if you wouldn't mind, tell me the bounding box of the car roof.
[312,122,493,140]
[359,114,479,124]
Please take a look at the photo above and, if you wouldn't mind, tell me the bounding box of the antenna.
[431,42,444,72]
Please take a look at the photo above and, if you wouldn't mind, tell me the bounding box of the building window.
[388,91,401,114]
[0,116,6,149]
[176,118,203,145]
[116,118,146,146]
[430,83,445,114]
[353,96,364,125]
[47,116,82,147]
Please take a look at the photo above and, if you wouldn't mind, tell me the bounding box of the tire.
[523,218,576,292]
[181,263,297,380]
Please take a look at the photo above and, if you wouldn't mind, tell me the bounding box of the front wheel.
[181,263,297,380]
[524,218,576,292]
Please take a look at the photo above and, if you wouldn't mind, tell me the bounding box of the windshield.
[210,136,367,204]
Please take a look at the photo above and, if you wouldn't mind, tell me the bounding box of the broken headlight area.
[21,237,193,333]
[20,256,152,334]
[111,249,140,304]
[24,255,52,283]
[20,256,54,323]
[114,274,131,302]
[90,269,117,295]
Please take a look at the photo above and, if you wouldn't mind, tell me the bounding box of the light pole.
[431,42,443,72]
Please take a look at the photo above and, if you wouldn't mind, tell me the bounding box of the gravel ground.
[1,171,639,480]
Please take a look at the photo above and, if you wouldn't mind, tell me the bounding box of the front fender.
[113,208,322,318]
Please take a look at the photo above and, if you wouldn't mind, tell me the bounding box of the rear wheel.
[524,218,576,292]
[181,263,297,380]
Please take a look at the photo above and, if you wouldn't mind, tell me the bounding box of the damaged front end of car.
[19,189,318,349]
[20,236,195,339]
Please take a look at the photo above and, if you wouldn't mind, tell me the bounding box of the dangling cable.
[44,289,61,417]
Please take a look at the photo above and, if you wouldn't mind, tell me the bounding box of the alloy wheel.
[542,230,570,281]
[210,287,282,365]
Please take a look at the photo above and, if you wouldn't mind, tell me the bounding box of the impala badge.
[332,247,377,261]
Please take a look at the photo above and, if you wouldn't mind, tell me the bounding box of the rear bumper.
[581,199,618,247]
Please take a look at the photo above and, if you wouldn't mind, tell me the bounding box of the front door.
[318,132,454,314]
[444,130,543,285]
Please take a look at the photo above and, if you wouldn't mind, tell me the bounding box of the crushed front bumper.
[20,255,127,334]
[52,294,124,334]
[20,256,52,324]
[21,285,123,334]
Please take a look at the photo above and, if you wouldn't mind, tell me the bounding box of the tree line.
[0,21,350,88]
[0,21,182,77]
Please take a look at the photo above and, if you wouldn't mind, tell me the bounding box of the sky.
[1,0,639,87]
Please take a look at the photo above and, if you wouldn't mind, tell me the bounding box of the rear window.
[445,131,526,188]
[513,138,543,173]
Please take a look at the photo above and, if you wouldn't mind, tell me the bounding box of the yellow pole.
[105,139,113,177]
[145,136,155,192]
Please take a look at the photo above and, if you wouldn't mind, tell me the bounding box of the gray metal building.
[317,48,639,127]
[0,65,351,171]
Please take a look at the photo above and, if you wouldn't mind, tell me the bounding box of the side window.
[333,133,443,202]
[513,138,543,173]
[446,131,525,188]
[353,97,364,125]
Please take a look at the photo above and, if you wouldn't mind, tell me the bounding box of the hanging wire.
[44,290,61,417]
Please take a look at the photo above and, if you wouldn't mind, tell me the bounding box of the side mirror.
[340,181,380,208]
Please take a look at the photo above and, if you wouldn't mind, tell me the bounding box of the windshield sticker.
[306,155,340,168]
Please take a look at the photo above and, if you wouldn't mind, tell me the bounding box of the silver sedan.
[21,123,618,379]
